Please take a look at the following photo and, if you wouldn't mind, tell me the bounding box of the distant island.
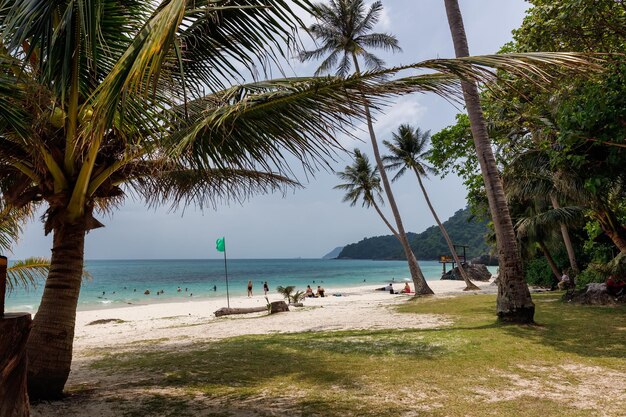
[335,208,492,261]
[322,246,344,259]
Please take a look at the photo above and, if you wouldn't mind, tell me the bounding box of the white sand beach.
[71,279,495,352]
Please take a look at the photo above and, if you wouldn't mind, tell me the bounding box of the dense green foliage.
[338,207,490,260]
[429,0,626,286]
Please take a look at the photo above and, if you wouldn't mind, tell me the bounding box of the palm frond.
[515,206,586,238]
[127,162,300,210]
[5,256,49,293]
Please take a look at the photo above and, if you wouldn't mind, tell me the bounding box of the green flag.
[216,237,225,252]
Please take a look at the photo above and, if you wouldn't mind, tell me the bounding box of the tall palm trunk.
[538,240,561,285]
[549,195,579,274]
[371,200,400,239]
[415,171,479,290]
[352,54,433,295]
[26,215,87,400]
[443,0,534,322]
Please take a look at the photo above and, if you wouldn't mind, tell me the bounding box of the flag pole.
[223,242,230,309]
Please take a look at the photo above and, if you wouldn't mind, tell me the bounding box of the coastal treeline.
[338,208,490,261]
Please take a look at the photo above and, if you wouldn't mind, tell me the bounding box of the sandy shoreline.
[70,279,496,352]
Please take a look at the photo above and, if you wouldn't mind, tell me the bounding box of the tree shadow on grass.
[104,391,421,417]
[91,331,447,394]
[400,292,626,360]
[501,295,626,359]
[85,332,448,417]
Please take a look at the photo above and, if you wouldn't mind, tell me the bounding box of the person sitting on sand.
[316,286,325,297]
[305,285,315,297]
[402,282,411,293]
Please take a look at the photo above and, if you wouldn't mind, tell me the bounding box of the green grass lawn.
[81,293,626,417]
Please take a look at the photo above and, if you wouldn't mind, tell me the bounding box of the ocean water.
[5,258,489,313]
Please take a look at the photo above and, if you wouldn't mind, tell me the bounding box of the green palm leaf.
[5,257,49,293]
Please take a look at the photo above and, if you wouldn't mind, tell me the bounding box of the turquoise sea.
[4,258,484,313]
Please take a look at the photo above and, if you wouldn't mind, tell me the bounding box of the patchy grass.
[76,293,626,417]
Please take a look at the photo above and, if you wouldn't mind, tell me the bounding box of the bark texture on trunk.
[352,53,433,295]
[596,211,626,254]
[0,313,32,417]
[415,172,479,291]
[550,195,579,274]
[443,0,534,322]
[606,229,626,254]
[26,218,87,400]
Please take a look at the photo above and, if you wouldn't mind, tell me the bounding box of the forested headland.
[337,208,490,260]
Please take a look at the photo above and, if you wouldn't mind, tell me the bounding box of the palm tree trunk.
[443,0,534,322]
[605,228,626,254]
[596,211,626,254]
[549,195,579,274]
[538,240,561,285]
[371,200,400,239]
[415,171,479,290]
[26,217,87,400]
[352,54,433,295]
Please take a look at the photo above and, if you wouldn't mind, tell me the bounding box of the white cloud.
[373,95,426,138]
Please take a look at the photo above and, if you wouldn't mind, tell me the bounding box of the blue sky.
[10,0,530,260]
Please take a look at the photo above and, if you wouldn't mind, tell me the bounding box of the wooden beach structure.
[439,244,468,274]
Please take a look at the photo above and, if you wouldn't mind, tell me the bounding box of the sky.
[10,0,530,260]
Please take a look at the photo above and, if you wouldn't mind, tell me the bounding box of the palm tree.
[383,125,479,291]
[443,0,535,323]
[513,200,584,286]
[335,149,401,240]
[503,151,581,275]
[302,0,434,295]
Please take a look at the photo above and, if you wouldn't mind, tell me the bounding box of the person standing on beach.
[247,280,253,297]
[263,281,269,296]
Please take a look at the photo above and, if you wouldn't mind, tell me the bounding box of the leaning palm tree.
[301,0,434,295]
[335,149,401,240]
[383,124,479,291]
[443,0,534,322]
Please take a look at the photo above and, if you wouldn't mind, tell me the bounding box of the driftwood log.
[270,301,289,314]
[0,313,32,417]
[214,301,289,317]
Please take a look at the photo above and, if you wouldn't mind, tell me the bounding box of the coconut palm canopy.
[335,149,384,208]
[300,0,401,76]
[382,124,436,182]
